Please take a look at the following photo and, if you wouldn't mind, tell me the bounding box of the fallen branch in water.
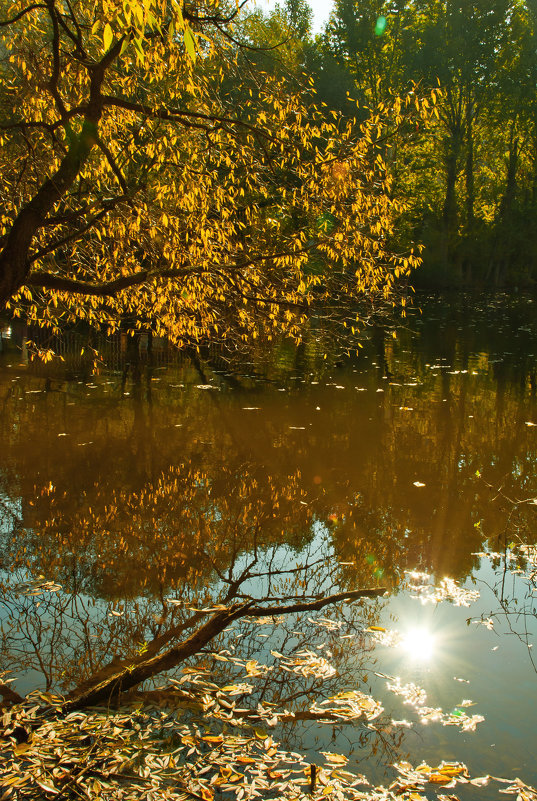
[59,587,385,712]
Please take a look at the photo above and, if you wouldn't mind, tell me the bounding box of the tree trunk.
[465,99,475,231]
[0,127,100,310]
[442,130,462,277]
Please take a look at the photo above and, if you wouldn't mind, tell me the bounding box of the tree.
[323,0,417,106]
[0,0,429,351]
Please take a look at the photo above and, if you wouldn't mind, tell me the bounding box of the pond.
[1,293,536,800]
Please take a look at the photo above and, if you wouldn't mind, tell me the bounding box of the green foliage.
[314,0,537,286]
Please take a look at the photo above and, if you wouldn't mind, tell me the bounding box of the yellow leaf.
[184,26,196,61]
[323,753,347,765]
[428,773,451,784]
[103,23,113,51]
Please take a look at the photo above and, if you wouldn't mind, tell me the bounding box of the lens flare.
[375,16,387,36]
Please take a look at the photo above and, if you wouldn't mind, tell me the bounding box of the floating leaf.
[35,779,59,794]
[322,752,348,765]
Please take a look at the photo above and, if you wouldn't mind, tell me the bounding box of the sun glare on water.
[401,627,435,661]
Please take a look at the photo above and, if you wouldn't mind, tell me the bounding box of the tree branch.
[58,587,385,711]
[26,266,199,294]
[25,236,318,298]
[0,28,126,305]
[0,3,46,26]
[29,196,131,263]
[184,1,250,26]
[100,95,277,140]
[94,135,130,195]
[246,588,386,617]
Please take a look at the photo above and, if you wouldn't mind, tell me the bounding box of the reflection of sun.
[400,628,435,661]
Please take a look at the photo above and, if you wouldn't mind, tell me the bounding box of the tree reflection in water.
[1,296,537,793]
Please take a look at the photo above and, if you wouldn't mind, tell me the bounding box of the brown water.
[1,293,536,796]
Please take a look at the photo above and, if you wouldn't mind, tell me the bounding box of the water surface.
[1,293,536,796]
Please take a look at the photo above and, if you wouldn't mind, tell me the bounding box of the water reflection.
[400,627,435,661]
[1,294,537,786]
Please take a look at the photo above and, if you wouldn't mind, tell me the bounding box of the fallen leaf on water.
[321,752,348,765]
[245,660,264,676]
[469,776,490,786]
[35,779,59,794]
[13,743,32,755]
[438,764,466,777]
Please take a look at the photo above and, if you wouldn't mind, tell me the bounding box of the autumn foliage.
[0,0,432,347]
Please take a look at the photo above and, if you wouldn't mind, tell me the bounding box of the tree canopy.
[0,0,430,351]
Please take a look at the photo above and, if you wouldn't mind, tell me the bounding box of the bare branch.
[58,587,385,711]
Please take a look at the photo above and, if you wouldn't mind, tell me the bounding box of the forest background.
[259,0,537,289]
